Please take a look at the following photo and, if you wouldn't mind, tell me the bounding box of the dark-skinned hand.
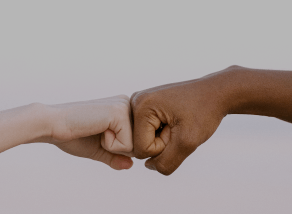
[130,65,292,175]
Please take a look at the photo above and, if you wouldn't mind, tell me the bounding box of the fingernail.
[145,163,156,171]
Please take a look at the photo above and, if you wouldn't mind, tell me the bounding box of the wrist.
[0,102,53,152]
[215,66,252,115]
[193,66,246,117]
[196,65,253,117]
[25,103,53,144]
[216,65,290,119]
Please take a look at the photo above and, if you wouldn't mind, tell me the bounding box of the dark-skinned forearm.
[219,66,292,123]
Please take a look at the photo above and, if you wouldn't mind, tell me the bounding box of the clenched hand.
[130,70,230,175]
[131,65,292,175]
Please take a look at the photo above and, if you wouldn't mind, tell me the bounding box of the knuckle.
[117,94,130,101]
[131,91,156,111]
[102,139,112,152]
[103,143,111,152]
[130,92,139,104]
[113,102,130,118]
[133,148,149,159]
[123,144,133,153]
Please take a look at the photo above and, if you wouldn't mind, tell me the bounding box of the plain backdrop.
[0,1,291,213]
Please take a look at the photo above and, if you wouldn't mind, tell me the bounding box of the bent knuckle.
[130,92,139,104]
[123,143,133,153]
[102,140,112,152]
[133,148,149,159]
[117,94,130,101]
[113,102,130,119]
[131,92,156,111]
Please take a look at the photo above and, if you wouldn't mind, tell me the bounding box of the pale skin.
[1,66,292,175]
[130,65,292,175]
[0,95,134,170]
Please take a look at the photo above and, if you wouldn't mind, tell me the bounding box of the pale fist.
[46,95,133,170]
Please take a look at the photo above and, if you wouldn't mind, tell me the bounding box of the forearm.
[0,103,51,153]
[220,66,292,122]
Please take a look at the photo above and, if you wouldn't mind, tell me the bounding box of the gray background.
[0,0,291,213]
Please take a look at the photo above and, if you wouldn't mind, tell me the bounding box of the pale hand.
[47,95,134,170]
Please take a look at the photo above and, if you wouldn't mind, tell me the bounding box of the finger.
[111,155,134,170]
[91,147,134,170]
[132,112,166,159]
[56,135,133,170]
[101,129,134,156]
[103,100,133,154]
[144,129,195,175]
[114,109,133,153]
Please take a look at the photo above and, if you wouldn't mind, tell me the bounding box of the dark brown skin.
[130,65,292,175]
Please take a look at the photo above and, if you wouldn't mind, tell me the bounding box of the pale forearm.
[0,103,51,152]
[0,96,133,170]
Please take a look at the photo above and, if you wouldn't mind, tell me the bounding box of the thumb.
[145,126,196,175]
[101,129,133,156]
[91,147,134,170]
[132,113,166,159]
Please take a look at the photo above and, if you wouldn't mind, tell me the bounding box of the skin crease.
[130,65,292,175]
[0,95,134,170]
